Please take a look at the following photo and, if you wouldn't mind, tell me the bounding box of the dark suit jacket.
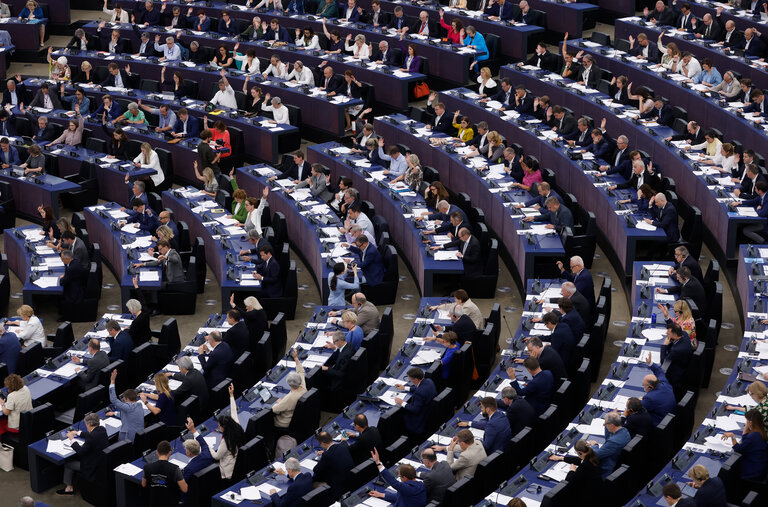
[671,127,706,145]
[512,369,554,416]
[257,257,282,298]
[29,90,62,111]
[99,70,133,88]
[563,127,592,147]
[128,309,151,346]
[61,261,87,303]
[99,34,126,54]
[616,170,661,191]
[0,332,20,374]
[67,35,99,51]
[624,409,655,437]
[172,369,209,409]
[739,174,768,199]
[548,322,576,365]
[371,48,400,67]
[650,203,680,242]
[348,426,383,465]
[640,104,675,127]
[182,434,213,483]
[458,235,482,279]
[606,146,631,174]
[278,161,312,181]
[562,268,595,306]
[172,115,199,137]
[743,99,768,117]
[263,25,291,41]
[660,337,694,387]
[608,84,631,106]
[538,344,567,381]
[199,341,235,389]
[694,477,727,507]
[32,124,57,144]
[77,350,110,392]
[445,314,477,344]
[741,0,767,12]
[164,14,189,29]
[677,254,703,283]
[500,397,536,439]
[645,7,677,26]
[695,20,721,40]
[525,51,559,72]
[325,343,355,391]
[387,13,409,30]
[425,104,453,134]
[402,378,437,435]
[589,137,614,161]
[490,88,514,109]
[571,290,593,327]
[197,142,221,175]
[349,244,384,286]
[544,205,574,232]
[738,35,765,57]
[271,472,313,507]
[222,321,248,359]
[722,28,743,47]
[629,41,661,63]
[235,305,268,344]
[108,330,134,363]
[554,113,578,136]
[576,63,602,88]
[562,454,603,503]
[422,461,455,503]
[312,442,354,498]
[319,73,344,94]
[514,93,535,115]
[667,276,707,315]
[72,426,110,482]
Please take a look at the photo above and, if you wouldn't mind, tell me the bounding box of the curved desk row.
[54,49,359,138]
[81,20,422,111]
[372,114,565,287]
[624,247,761,505]
[24,77,300,169]
[437,87,667,280]
[162,187,268,312]
[83,203,162,309]
[498,65,762,260]
[478,263,691,506]
[0,168,80,221]
[212,297,461,506]
[306,142,463,296]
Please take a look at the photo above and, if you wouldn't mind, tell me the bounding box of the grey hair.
[561,282,576,295]
[244,296,262,310]
[141,32,150,39]
[286,372,302,389]
[545,196,559,207]
[379,40,389,48]
[355,34,366,43]
[75,28,85,38]
[436,200,450,211]
[527,336,544,348]
[247,229,262,240]
[19,497,35,507]
[128,102,139,111]
[177,356,193,371]
[501,386,518,400]
[84,413,101,428]
[61,250,73,260]
[271,96,281,105]
[294,60,304,69]
[209,331,223,342]
[39,116,48,125]
[617,135,628,144]
[190,41,199,49]
[349,224,363,233]
[126,299,141,314]
[183,438,201,456]
[285,457,301,471]
[605,412,622,426]
[166,36,174,43]
[353,293,367,304]
[332,331,346,343]
[450,304,463,319]
[570,256,584,268]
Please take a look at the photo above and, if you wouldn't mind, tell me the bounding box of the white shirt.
[296,35,320,50]
[104,7,129,23]
[477,76,497,95]
[677,57,701,79]
[345,42,370,60]
[43,93,53,109]
[16,316,45,348]
[114,72,124,88]
[133,150,165,187]
[261,102,290,124]
[245,198,266,235]
[211,84,238,109]
[234,54,261,74]
[264,62,288,79]
[154,42,181,61]
[286,67,315,86]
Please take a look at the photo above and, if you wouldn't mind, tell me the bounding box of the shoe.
[56,489,74,495]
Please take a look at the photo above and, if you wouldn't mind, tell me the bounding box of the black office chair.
[157,257,198,315]
[61,161,98,211]
[0,181,15,232]
[269,313,287,365]
[2,402,54,470]
[287,388,321,443]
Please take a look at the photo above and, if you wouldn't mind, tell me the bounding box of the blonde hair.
[748,381,768,401]
[81,61,93,71]
[480,67,491,79]
[407,154,420,167]
[153,373,173,399]
[156,224,175,240]
[341,310,358,325]
[687,464,710,482]
[487,131,502,145]
[355,34,366,44]
[140,142,153,165]
[17,305,34,319]
[203,167,215,184]
[243,296,263,310]
[673,300,693,322]
[26,0,38,8]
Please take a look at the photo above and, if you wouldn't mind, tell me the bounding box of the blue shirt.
[381,467,426,507]
[346,326,364,350]
[327,271,359,307]
[693,67,723,85]
[109,384,145,442]
[154,42,181,61]
[595,426,631,479]
[464,33,489,62]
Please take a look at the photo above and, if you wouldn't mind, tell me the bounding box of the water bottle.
[651,312,656,324]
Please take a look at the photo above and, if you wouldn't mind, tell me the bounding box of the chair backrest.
[232,435,268,482]
[158,318,180,357]
[270,313,287,364]
[186,463,222,507]
[16,342,43,377]
[133,422,168,459]
[288,387,321,442]
[74,384,108,423]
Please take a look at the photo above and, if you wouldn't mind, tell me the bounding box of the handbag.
[414,82,430,99]
[0,444,14,472]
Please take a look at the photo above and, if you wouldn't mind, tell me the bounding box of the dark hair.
[406,367,424,380]
[316,431,333,445]
[745,409,768,440]
[227,309,241,321]
[626,397,643,414]
[542,312,559,325]
[666,322,683,338]
[156,440,172,456]
[123,389,138,402]
[353,414,368,428]
[523,357,539,370]
[258,244,273,255]
[61,230,76,240]
[217,412,246,455]
[331,262,344,292]
[574,440,599,467]
[557,297,574,312]
[662,483,682,500]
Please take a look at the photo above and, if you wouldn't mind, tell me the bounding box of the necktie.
[559,118,563,129]
[1,123,6,135]
[420,22,426,34]
[4,151,8,163]
[638,174,644,188]
[325,78,329,89]
[615,149,622,166]
[579,131,586,143]
[462,240,469,255]
[706,24,710,37]
[682,15,687,29]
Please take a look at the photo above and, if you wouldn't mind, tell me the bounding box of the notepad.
[114,462,143,476]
